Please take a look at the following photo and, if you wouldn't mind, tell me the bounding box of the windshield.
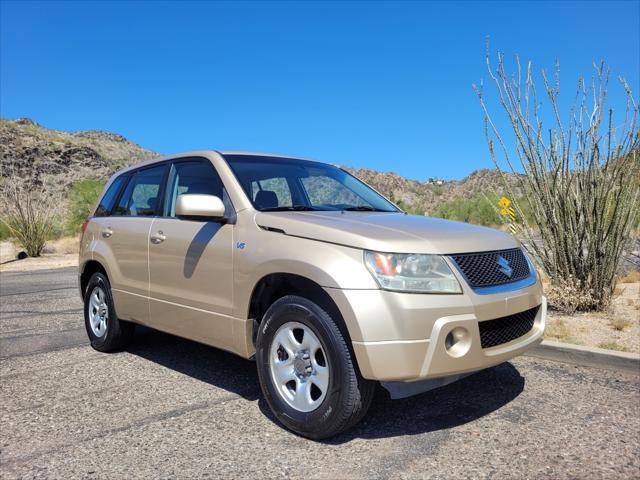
[223,154,400,213]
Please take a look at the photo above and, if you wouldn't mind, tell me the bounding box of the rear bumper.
[326,282,546,382]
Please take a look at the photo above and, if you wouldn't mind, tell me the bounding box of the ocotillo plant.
[474,52,639,312]
[0,162,60,257]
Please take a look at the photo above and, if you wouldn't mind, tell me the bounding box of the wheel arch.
[248,273,351,346]
[79,259,109,297]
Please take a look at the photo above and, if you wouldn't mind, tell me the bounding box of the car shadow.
[127,326,261,401]
[128,327,524,441]
[325,362,524,443]
[183,222,223,279]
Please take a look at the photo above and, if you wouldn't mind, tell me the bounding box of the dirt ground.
[0,241,77,272]
[545,281,640,353]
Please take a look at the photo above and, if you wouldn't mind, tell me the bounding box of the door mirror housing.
[175,194,225,219]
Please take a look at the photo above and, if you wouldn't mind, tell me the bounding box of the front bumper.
[326,281,545,382]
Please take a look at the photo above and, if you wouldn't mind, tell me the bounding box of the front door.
[148,158,235,350]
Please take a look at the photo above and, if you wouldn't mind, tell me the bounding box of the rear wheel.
[83,272,134,352]
[256,295,374,440]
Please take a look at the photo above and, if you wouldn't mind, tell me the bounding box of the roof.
[218,151,316,162]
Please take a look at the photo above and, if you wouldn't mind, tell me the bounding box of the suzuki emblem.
[497,255,513,277]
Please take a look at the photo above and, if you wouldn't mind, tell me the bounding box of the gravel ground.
[1,267,639,479]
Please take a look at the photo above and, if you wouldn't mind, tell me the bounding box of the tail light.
[79,219,90,243]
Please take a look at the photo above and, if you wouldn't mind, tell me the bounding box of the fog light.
[444,327,471,357]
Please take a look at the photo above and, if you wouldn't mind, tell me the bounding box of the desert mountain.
[0,118,519,214]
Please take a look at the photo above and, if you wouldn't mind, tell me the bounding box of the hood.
[254,211,519,254]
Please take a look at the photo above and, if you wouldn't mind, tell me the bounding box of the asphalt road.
[1,268,639,479]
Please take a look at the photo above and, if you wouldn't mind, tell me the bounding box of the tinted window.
[165,161,224,217]
[224,154,399,212]
[113,165,166,216]
[95,175,126,217]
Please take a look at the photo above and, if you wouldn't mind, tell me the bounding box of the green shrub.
[428,184,444,196]
[433,193,535,227]
[49,222,66,240]
[434,193,500,226]
[65,179,105,234]
[394,199,424,215]
[0,220,11,241]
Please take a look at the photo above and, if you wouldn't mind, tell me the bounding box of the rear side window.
[113,165,166,216]
[165,161,224,217]
[95,175,126,217]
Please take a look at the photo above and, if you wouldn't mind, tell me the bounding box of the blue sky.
[1,1,638,180]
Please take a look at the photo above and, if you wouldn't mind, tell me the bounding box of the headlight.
[364,251,462,293]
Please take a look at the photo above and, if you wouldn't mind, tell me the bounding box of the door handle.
[150,231,166,244]
[101,228,113,238]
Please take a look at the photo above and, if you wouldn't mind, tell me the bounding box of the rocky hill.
[0,118,157,196]
[343,166,524,215]
[0,118,520,215]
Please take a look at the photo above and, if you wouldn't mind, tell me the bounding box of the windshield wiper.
[260,205,320,212]
[342,206,388,212]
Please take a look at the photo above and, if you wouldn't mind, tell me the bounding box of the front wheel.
[83,272,135,352]
[256,295,374,440]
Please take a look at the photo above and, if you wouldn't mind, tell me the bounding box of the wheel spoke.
[274,328,299,357]
[272,361,295,386]
[301,328,321,355]
[293,378,312,410]
[312,364,329,393]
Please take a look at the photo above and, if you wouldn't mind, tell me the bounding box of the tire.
[256,295,374,440]
[83,272,135,352]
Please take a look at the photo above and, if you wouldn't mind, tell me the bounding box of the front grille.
[479,306,539,348]
[450,248,530,288]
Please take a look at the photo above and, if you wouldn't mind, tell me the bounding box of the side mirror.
[176,194,225,219]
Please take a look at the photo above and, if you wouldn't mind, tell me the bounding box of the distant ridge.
[0,118,520,214]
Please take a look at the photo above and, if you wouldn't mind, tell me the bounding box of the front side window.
[165,160,224,217]
[95,175,126,217]
[113,164,166,216]
[224,154,399,212]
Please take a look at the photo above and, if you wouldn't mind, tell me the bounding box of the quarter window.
[95,175,126,217]
[113,165,166,217]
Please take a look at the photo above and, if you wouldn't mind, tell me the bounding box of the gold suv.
[79,151,546,439]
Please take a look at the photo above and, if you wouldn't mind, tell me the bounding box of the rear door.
[97,163,167,324]
[147,158,235,350]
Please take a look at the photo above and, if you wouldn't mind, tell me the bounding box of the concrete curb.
[525,340,640,374]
